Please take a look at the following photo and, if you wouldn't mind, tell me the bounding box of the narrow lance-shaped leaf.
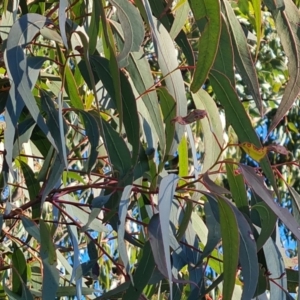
[77,110,100,173]
[58,0,69,49]
[142,6,187,155]
[267,0,300,135]
[205,194,239,300]
[209,69,278,196]
[239,164,300,240]
[4,14,58,171]
[111,20,166,158]
[101,120,132,178]
[189,0,221,92]
[212,13,235,85]
[108,0,144,67]
[40,220,59,300]
[223,0,263,115]
[157,174,179,300]
[118,185,134,285]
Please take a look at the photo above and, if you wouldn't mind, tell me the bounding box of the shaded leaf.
[223,0,262,115]
[40,220,59,300]
[212,13,235,85]
[58,0,68,49]
[226,162,249,216]
[4,13,58,171]
[189,0,221,92]
[267,0,300,134]
[77,110,100,172]
[209,69,278,196]
[12,243,27,296]
[239,164,300,240]
[102,119,132,178]
[251,202,277,251]
[143,11,187,155]
[157,87,176,162]
[109,0,144,67]
[118,185,134,284]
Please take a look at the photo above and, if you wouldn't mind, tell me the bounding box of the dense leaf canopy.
[0,0,300,299]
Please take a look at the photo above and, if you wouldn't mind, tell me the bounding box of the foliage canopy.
[1,0,300,299]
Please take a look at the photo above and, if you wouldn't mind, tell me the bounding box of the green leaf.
[88,56,140,166]
[223,0,262,115]
[108,0,144,67]
[192,89,224,177]
[226,162,249,217]
[251,202,277,251]
[251,0,262,58]
[123,241,155,300]
[12,243,27,296]
[4,13,58,171]
[77,110,100,172]
[170,1,190,39]
[41,151,64,207]
[189,0,221,92]
[143,13,187,155]
[213,14,235,85]
[56,46,83,109]
[18,160,40,219]
[40,220,59,300]
[41,90,68,165]
[178,135,188,186]
[209,69,278,196]
[58,0,69,49]
[216,197,239,300]
[267,0,300,134]
[102,119,132,178]
[87,0,100,54]
[157,87,176,164]
[111,21,166,158]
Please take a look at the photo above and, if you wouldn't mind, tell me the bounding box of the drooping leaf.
[239,164,300,240]
[108,0,144,67]
[266,0,300,134]
[123,241,155,300]
[170,1,190,39]
[87,0,100,54]
[226,162,249,217]
[212,13,235,85]
[209,195,239,300]
[111,21,166,157]
[157,87,176,163]
[4,13,58,171]
[223,0,262,115]
[58,0,69,49]
[251,202,277,251]
[192,89,224,180]
[209,69,278,196]
[117,185,134,284]
[18,160,40,218]
[41,151,64,208]
[101,119,132,178]
[157,174,179,299]
[88,56,140,166]
[189,0,221,92]
[77,110,100,172]
[39,220,59,300]
[142,10,187,155]
[12,243,27,296]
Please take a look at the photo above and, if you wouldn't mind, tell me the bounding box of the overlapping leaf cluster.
[0,0,300,299]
